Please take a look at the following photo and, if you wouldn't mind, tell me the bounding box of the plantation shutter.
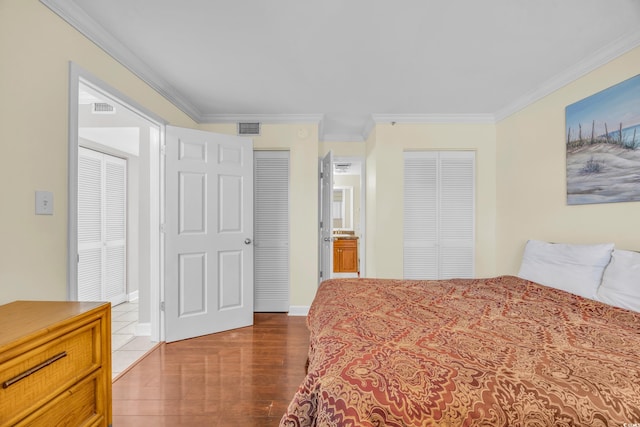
[77,147,127,304]
[403,151,475,279]
[254,151,290,312]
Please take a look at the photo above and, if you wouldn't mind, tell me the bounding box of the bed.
[280,243,640,427]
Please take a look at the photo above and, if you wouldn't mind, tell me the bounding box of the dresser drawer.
[0,320,102,425]
[15,370,106,427]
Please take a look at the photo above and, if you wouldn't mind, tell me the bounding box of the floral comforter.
[280,276,640,426]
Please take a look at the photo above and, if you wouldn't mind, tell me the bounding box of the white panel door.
[254,151,289,312]
[77,147,127,305]
[165,126,253,343]
[319,151,333,282]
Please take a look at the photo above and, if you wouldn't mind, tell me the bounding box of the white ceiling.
[43,0,640,141]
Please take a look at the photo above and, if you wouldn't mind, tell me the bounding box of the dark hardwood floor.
[112,313,309,426]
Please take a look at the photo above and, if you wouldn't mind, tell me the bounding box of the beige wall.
[199,123,320,308]
[496,46,640,274]
[365,123,498,279]
[2,0,638,310]
[0,0,195,304]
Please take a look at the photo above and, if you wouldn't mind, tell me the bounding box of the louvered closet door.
[78,147,127,305]
[78,148,103,300]
[254,151,289,312]
[403,151,475,279]
[104,155,127,302]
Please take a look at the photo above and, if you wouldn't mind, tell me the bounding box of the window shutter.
[254,151,289,312]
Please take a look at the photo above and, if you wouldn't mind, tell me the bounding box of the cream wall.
[365,123,498,279]
[3,0,637,309]
[198,123,320,308]
[496,46,640,275]
[0,0,196,304]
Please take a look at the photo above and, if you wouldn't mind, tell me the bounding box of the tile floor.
[111,300,157,380]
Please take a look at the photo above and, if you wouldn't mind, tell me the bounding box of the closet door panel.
[403,151,475,280]
[78,148,104,301]
[403,152,438,279]
[104,156,127,304]
[254,151,289,312]
[77,147,127,305]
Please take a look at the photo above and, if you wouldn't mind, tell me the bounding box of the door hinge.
[160,301,165,311]
[320,221,323,229]
[160,223,166,233]
[160,145,166,156]
[320,171,324,179]
[320,271,323,278]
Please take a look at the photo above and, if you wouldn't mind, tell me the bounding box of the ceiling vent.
[237,122,261,135]
[334,163,351,174]
[92,102,116,114]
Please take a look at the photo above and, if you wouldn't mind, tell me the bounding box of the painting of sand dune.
[566,74,640,205]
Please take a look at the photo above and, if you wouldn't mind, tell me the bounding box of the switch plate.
[35,191,54,215]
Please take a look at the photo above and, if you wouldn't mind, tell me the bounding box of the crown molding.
[40,0,204,122]
[372,114,496,124]
[322,133,366,143]
[361,116,376,141]
[41,0,640,135]
[200,113,323,124]
[495,28,640,122]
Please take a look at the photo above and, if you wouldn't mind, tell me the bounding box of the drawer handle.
[2,351,68,389]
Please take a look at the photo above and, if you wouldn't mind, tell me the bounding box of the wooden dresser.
[0,301,112,427]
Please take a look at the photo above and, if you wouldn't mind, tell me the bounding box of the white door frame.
[68,62,165,342]
[319,151,333,283]
[332,156,366,277]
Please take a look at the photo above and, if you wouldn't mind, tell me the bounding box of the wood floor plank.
[112,313,309,426]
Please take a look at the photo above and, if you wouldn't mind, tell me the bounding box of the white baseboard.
[128,290,139,302]
[288,306,309,316]
[134,322,151,336]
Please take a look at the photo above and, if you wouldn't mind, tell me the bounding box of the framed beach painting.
[565,74,640,205]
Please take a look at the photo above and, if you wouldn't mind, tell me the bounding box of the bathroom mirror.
[332,186,353,230]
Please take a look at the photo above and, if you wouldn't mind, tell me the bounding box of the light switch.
[35,191,54,215]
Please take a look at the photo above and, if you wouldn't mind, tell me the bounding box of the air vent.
[238,122,260,135]
[334,163,351,173]
[92,102,115,114]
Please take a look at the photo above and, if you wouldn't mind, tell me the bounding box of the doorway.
[319,154,366,281]
[69,64,164,361]
[332,157,365,278]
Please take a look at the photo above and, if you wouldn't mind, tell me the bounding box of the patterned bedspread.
[280,276,640,427]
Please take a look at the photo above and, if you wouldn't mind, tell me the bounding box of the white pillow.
[596,249,640,312]
[517,240,614,300]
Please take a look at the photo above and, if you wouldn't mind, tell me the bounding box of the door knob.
[244,238,252,245]
[323,237,332,242]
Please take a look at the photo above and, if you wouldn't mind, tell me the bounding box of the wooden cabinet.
[333,238,359,273]
[0,301,112,427]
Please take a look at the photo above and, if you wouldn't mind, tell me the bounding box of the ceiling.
[43,0,640,141]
